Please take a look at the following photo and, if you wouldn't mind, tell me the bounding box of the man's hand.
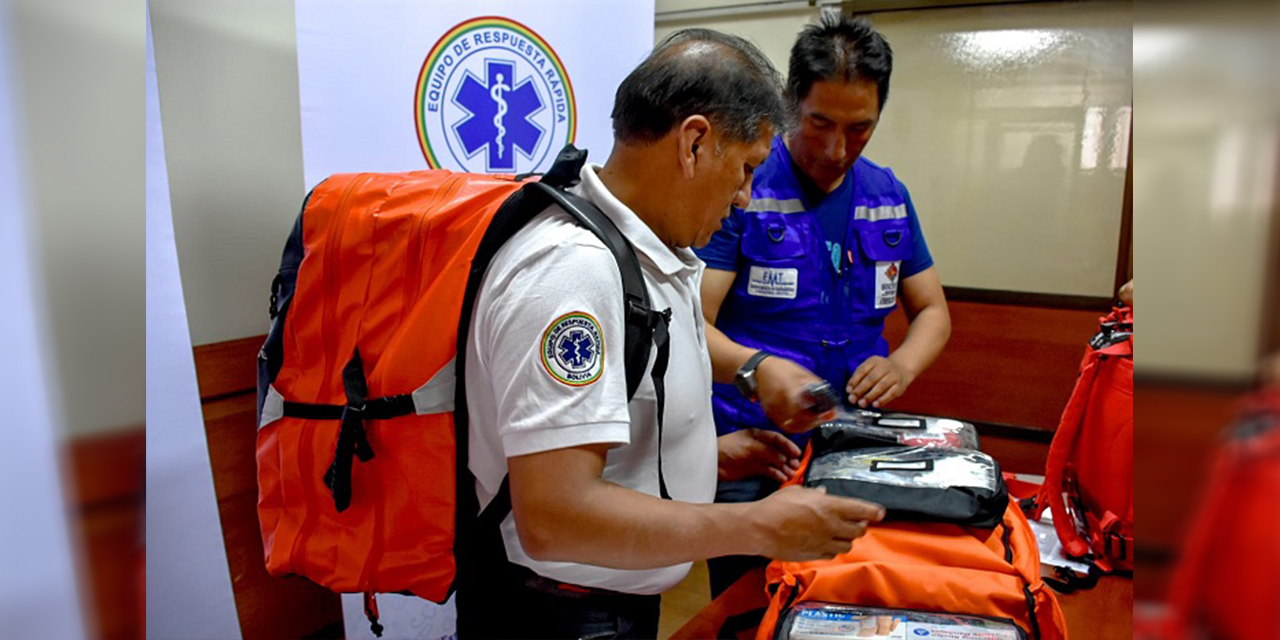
[718,429,803,483]
[846,355,913,408]
[747,485,884,561]
[756,357,837,433]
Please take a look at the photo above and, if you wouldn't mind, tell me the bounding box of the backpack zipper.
[291,173,374,570]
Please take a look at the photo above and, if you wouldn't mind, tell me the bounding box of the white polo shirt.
[465,162,717,595]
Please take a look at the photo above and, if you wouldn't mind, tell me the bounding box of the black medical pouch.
[802,434,1008,528]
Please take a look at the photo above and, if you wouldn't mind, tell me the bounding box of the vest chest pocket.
[742,214,807,263]
[856,221,914,263]
[855,221,914,312]
[739,213,812,303]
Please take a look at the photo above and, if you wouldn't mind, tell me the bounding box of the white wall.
[1134,26,1276,380]
[865,2,1131,297]
[151,0,305,347]
[656,1,821,71]
[11,0,143,437]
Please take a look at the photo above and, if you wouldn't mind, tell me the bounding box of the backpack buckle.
[625,296,650,325]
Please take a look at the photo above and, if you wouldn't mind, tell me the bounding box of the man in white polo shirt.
[459,29,884,639]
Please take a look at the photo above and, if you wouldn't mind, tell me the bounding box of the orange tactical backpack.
[1163,388,1280,640]
[1029,307,1133,578]
[754,425,1067,639]
[756,496,1068,640]
[254,147,668,634]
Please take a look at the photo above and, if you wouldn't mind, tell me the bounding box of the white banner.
[296,0,655,190]
[0,5,85,638]
[295,2,654,637]
[145,4,241,638]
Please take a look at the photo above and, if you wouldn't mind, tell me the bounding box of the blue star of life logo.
[541,312,603,386]
[558,330,596,369]
[453,59,544,172]
[417,20,575,173]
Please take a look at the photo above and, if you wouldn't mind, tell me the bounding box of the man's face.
[685,129,773,249]
[788,78,880,190]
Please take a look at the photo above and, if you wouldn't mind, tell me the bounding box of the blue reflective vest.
[707,137,925,443]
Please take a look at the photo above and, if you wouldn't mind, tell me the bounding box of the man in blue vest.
[696,14,952,595]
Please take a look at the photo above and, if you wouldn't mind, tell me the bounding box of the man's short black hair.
[788,15,893,112]
[611,29,786,145]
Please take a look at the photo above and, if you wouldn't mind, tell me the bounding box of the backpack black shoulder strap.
[453,145,673,597]
[528,178,675,503]
[455,143,655,407]
[525,181,657,400]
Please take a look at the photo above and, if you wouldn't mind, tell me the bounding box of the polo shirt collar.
[572,163,699,277]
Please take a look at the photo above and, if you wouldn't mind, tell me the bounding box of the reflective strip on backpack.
[260,385,285,429]
[257,359,456,430]
[412,357,455,415]
[854,204,907,221]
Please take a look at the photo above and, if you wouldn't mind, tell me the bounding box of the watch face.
[735,370,755,399]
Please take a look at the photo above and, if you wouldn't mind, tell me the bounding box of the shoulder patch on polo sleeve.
[540,311,605,386]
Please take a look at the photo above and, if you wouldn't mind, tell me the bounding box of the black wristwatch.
[734,351,772,401]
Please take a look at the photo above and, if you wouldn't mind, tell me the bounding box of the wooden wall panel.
[70,428,144,640]
[975,433,1049,476]
[193,335,262,399]
[1132,381,1244,602]
[70,426,145,510]
[883,301,1104,431]
[210,299,1098,435]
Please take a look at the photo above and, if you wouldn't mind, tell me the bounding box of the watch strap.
[740,350,772,377]
[735,350,772,400]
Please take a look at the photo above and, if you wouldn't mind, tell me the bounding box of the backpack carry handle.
[530,144,590,189]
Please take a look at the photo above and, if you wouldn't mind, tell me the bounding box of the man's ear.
[676,115,711,180]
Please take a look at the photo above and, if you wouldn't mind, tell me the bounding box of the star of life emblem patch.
[541,311,605,386]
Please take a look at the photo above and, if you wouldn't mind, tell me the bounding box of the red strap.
[363,592,384,638]
[1081,510,1130,572]
[1098,511,1121,533]
[1101,306,1133,325]
[1037,354,1101,558]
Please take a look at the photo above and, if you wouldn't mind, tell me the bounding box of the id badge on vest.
[748,266,799,299]
[875,261,900,309]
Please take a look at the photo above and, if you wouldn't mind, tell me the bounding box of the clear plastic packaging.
[778,602,1026,640]
[819,408,979,450]
[806,446,999,492]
